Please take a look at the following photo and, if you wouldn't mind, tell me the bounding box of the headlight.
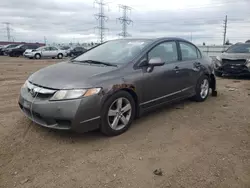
[21,80,28,89]
[214,56,222,67]
[50,88,101,101]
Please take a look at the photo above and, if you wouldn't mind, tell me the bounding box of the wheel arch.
[101,84,140,118]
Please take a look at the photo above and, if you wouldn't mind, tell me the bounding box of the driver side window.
[148,41,178,63]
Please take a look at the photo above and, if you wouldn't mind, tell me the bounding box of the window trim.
[137,40,179,67]
[178,41,202,61]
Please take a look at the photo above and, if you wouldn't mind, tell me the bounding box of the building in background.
[0,41,45,46]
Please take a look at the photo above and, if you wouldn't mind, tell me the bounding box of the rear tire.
[100,91,136,136]
[35,53,41,59]
[192,75,210,102]
[215,70,223,77]
[57,53,63,59]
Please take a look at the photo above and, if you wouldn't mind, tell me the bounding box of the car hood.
[221,53,250,60]
[28,61,117,89]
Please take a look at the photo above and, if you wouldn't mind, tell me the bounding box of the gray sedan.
[18,37,217,136]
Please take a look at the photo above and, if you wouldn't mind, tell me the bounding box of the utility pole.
[223,15,227,45]
[117,5,133,38]
[190,32,193,42]
[3,22,11,42]
[94,0,109,43]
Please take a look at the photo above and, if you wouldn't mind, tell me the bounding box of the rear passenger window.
[180,42,199,60]
[148,41,178,63]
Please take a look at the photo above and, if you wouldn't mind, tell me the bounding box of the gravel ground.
[0,56,250,188]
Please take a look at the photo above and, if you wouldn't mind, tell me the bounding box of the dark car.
[7,44,41,57]
[18,38,217,136]
[0,44,19,55]
[214,43,250,76]
[67,46,87,57]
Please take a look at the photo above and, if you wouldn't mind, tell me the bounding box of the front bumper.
[23,53,34,58]
[18,87,102,133]
[215,64,250,75]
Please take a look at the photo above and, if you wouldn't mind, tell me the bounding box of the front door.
[140,41,180,108]
[41,47,52,57]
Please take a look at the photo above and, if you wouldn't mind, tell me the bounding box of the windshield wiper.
[72,60,117,67]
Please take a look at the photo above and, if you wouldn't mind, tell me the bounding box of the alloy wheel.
[107,97,132,131]
[200,79,209,99]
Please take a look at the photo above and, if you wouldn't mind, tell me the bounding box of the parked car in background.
[0,44,19,55]
[66,46,87,57]
[7,44,41,57]
[24,46,67,59]
[214,42,250,76]
[59,46,71,50]
[19,37,217,136]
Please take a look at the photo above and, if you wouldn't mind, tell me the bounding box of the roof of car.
[110,37,191,42]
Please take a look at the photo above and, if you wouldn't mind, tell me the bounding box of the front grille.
[27,81,56,100]
[222,59,246,65]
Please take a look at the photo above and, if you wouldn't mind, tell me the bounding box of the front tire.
[35,53,41,59]
[100,91,136,136]
[57,53,63,59]
[192,75,210,102]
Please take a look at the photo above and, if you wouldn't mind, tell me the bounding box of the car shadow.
[32,93,218,142]
[37,99,193,140]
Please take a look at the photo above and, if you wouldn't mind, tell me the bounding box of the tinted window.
[180,42,198,60]
[148,41,178,63]
[43,47,51,51]
[27,45,37,49]
[50,47,58,51]
[74,39,151,65]
[75,47,83,51]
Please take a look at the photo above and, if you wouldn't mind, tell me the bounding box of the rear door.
[176,41,203,94]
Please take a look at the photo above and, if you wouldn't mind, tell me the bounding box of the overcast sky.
[0,0,249,45]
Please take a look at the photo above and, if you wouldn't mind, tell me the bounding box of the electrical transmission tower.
[94,0,109,43]
[223,15,228,45]
[3,22,11,41]
[117,5,133,38]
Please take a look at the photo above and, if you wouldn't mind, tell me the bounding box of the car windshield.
[226,44,250,53]
[7,44,18,48]
[73,39,151,64]
[14,44,23,48]
[36,46,46,50]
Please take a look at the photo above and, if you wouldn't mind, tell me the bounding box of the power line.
[116,4,133,37]
[223,15,228,45]
[2,22,11,41]
[94,0,109,43]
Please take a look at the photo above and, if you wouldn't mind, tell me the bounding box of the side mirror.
[148,57,165,66]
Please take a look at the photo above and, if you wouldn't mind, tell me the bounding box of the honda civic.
[19,38,217,136]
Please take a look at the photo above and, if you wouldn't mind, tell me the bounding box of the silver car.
[23,46,67,59]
